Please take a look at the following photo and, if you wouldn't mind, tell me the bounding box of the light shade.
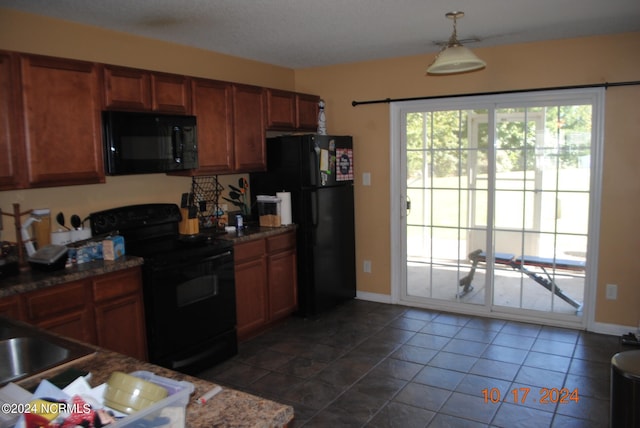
[427,45,486,75]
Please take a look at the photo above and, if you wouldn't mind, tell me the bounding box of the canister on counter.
[235,214,243,231]
[32,209,51,249]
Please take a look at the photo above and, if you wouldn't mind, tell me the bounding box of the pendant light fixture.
[426,11,486,75]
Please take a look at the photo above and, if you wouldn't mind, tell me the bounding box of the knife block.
[179,208,199,235]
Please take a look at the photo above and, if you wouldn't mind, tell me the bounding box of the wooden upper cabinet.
[0,51,26,190]
[20,54,105,188]
[266,89,296,130]
[233,84,266,172]
[103,65,152,110]
[151,72,191,114]
[104,65,191,113]
[265,89,319,132]
[188,78,235,174]
[296,93,320,131]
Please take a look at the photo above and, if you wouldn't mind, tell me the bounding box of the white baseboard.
[590,321,636,336]
[356,291,393,304]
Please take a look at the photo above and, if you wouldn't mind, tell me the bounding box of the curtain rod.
[351,80,640,107]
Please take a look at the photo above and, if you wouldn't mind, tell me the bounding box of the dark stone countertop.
[206,224,297,244]
[0,256,144,298]
[0,225,297,298]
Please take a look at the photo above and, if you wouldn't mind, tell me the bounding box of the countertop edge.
[0,225,298,298]
[0,256,144,298]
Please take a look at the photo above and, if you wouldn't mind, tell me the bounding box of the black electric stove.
[90,203,237,374]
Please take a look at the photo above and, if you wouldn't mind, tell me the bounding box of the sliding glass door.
[394,89,603,326]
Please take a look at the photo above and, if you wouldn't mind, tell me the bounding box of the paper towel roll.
[276,192,292,225]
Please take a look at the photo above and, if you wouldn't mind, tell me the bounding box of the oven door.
[144,249,236,371]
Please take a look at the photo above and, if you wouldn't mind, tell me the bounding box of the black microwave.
[102,111,198,175]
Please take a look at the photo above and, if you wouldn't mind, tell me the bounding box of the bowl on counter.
[104,371,168,414]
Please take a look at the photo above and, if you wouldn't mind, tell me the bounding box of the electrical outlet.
[606,283,618,300]
[363,260,372,273]
[362,172,371,186]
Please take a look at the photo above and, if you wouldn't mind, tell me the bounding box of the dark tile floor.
[198,300,628,427]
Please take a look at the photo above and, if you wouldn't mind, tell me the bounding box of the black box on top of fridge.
[250,134,356,317]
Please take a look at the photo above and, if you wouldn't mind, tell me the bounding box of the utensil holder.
[179,208,199,235]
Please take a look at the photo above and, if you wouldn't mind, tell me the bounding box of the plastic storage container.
[256,195,281,227]
[110,371,194,427]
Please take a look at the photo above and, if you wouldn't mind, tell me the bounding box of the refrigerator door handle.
[311,144,320,187]
[311,189,319,228]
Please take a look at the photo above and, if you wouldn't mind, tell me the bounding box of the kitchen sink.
[0,318,96,386]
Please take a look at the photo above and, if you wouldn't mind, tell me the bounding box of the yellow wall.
[295,33,640,328]
[1,8,639,327]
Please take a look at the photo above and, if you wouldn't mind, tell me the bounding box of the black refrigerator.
[250,134,356,317]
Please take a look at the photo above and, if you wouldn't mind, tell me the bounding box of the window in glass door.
[398,89,602,325]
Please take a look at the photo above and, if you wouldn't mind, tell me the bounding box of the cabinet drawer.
[234,239,266,263]
[267,232,296,253]
[93,268,142,302]
[24,280,88,321]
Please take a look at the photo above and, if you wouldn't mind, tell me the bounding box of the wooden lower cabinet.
[0,266,147,360]
[266,232,298,320]
[0,294,23,320]
[94,293,146,360]
[23,279,96,344]
[234,231,297,340]
[93,268,147,360]
[235,256,268,339]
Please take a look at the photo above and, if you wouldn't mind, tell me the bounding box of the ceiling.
[2,0,640,69]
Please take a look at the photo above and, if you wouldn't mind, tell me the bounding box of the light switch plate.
[362,172,371,186]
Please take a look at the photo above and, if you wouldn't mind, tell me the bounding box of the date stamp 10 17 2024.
[482,387,579,405]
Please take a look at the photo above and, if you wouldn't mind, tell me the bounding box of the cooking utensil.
[56,212,70,231]
[70,214,82,229]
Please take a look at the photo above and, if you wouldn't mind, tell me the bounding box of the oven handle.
[151,250,232,272]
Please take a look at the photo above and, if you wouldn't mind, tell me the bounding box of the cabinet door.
[104,65,152,110]
[93,267,147,359]
[23,280,96,344]
[95,293,147,360]
[20,54,105,187]
[266,89,296,130]
[267,232,298,320]
[152,72,191,114]
[235,258,268,340]
[0,294,24,320]
[296,93,320,131]
[232,84,266,172]
[189,78,234,174]
[0,51,26,190]
[234,239,268,340]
